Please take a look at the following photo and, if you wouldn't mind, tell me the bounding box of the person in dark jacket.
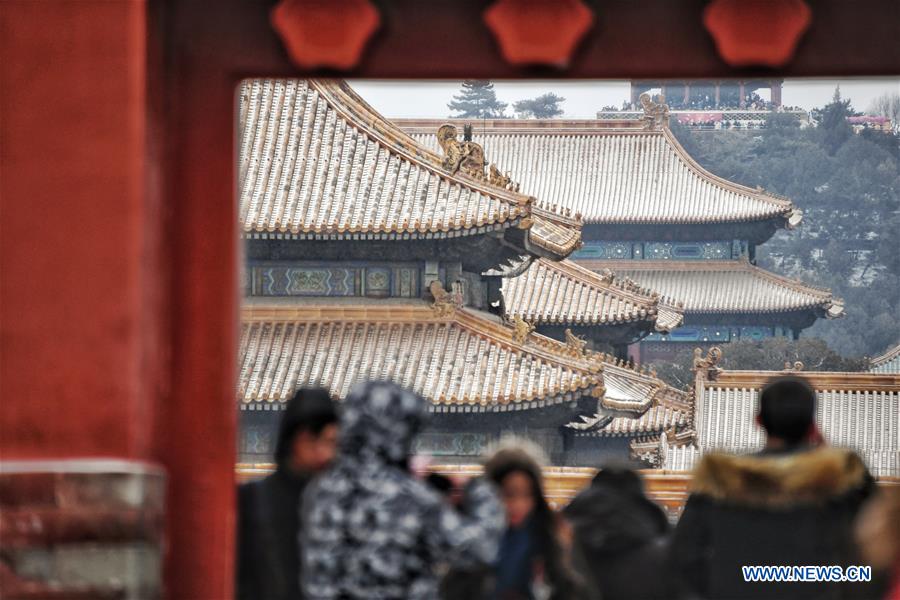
[671,376,875,600]
[301,381,504,599]
[236,387,338,600]
[563,464,672,600]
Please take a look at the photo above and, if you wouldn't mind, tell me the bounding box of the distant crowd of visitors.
[237,377,900,600]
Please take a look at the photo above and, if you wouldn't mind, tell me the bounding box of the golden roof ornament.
[436,123,520,191]
[488,163,520,192]
[429,279,463,317]
[693,346,723,380]
[510,314,534,344]
[564,328,587,358]
[640,92,670,130]
[437,123,485,177]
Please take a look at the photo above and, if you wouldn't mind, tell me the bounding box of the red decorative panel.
[483,0,595,68]
[703,0,812,68]
[271,0,381,70]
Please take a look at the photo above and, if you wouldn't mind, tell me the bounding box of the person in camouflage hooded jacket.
[301,381,504,599]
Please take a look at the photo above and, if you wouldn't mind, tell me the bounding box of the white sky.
[350,79,900,119]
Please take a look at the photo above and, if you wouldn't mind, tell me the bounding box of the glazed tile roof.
[662,369,900,477]
[602,401,690,437]
[656,304,686,333]
[578,259,844,317]
[630,429,698,469]
[871,344,900,374]
[501,258,683,332]
[660,444,702,471]
[238,303,607,412]
[567,356,692,435]
[399,119,800,227]
[601,361,670,412]
[239,80,579,258]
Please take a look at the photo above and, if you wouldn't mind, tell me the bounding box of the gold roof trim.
[710,369,900,391]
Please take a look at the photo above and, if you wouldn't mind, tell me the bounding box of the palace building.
[237,79,681,465]
[657,348,900,477]
[500,257,684,353]
[400,107,844,364]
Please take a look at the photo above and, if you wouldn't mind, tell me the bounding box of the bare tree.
[867,91,900,124]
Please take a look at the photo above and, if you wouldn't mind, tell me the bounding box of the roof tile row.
[239,304,605,411]
[400,119,799,226]
[502,258,683,331]
[578,259,843,317]
[239,81,580,258]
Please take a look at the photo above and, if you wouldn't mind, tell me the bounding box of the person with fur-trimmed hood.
[301,381,505,599]
[671,376,875,600]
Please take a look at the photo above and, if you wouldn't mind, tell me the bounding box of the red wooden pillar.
[149,3,239,598]
[1,1,172,597]
[1,0,155,462]
[2,1,237,598]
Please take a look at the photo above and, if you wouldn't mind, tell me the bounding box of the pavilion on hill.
[628,80,785,110]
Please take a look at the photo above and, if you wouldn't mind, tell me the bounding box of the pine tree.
[447,80,508,119]
[819,86,857,155]
[512,93,565,118]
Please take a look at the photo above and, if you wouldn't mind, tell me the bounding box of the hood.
[564,471,669,555]
[691,447,870,509]
[338,381,428,466]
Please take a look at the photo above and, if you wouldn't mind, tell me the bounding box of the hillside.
[669,100,900,359]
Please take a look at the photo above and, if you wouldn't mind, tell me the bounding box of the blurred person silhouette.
[442,440,585,600]
[856,487,900,600]
[672,376,875,600]
[301,381,504,599]
[236,387,338,600]
[563,463,672,600]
